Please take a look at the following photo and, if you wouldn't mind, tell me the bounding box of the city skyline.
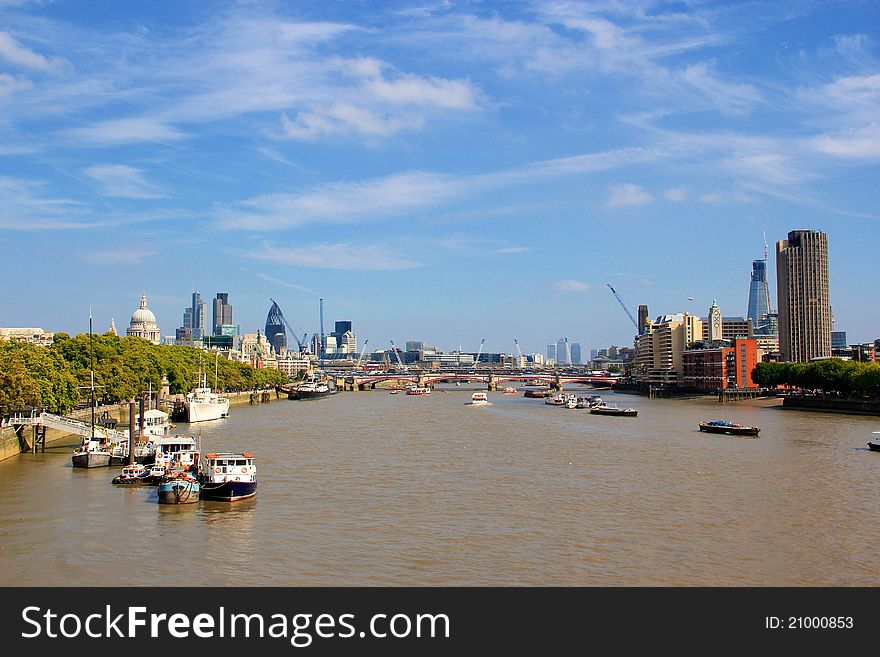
[1,1,879,351]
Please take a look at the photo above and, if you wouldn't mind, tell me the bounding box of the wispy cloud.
[64,118,189,146]
[77,246,156,264]
[83,164,168,199]
[663,187,687,202]
[607,183,653,207]
[551,279,593,293]
[254,272,316,295]
[0,30,67,73]
[243,243,419,271]
[495,246,532,254]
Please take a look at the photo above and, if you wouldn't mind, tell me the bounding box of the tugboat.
[867,431,880,451]
[157,472,200,504]
[699,420,760,436]
[199,452,257,501]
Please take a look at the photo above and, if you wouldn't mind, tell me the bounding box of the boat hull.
[72,452,111,468]
[157,479,200,504]
[289,389,337,400]
[186,400,230,423]
[699,424,760,436]
[199,480,257,502]
[590,408,638,416]
[867,442,880,451]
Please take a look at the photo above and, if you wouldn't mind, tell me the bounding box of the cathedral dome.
[130,294,157,326]
[127,293,160,345]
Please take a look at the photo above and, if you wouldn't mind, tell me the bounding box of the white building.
[126,293,161,344]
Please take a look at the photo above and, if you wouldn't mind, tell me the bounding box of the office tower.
[334,321,352,337]
[747,258,772,334]
[406,340,426,352]
[638,304,649,335]
[776,229,831,362]
[831,331,848,350]
[212,293,233,335]
[556,338,571,365]
[183,307,193,330]
[191,292,206,339]
[547,344,556,362]
[265,301,287,355]
[571,343,582,365]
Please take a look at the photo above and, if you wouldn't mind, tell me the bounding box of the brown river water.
[1,387,878,586]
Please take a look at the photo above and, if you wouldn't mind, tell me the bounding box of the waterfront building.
[265,301,287,355]
[531,353,545,366]
[571,343,582,365]
[241,332,272,364]
[832,331,848,350]
[556,338,571,366]
[707,301,723,342]
[423,353,476,367]
[682,338,758,391]
[0,327,54,346]
[747,258,773,334]
[272,354,312,378]
[212,293,233,335]
[634,313,703,384]
[699,315,754,342]
[126,293,161,344]
[776,229,832,362]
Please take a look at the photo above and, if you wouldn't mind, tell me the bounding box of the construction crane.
[355,339,369,370]
[606,283,641,335]
[269,299,308,352]
[474,338,485,367]
[389,339,406,371]
[514,338,525,368]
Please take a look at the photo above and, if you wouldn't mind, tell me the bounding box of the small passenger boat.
[469,392,489,406]
[698,420,759,436]
[199,452,257,501]
[406,386,432,395]
[502,387,517,395]
[524,389,551,398]
[867,431,880,451]
[544,395,566,406]
[111,463,150,485]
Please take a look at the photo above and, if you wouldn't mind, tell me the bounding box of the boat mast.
[214,352,218,390]
[89,310,95,442]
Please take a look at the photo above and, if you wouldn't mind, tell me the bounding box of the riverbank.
[0,388,279,462]
[782,395,880,416]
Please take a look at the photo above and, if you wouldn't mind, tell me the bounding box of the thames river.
[1,388,878,586]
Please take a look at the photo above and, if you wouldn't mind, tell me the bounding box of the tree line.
[752,360,880,397]
[0,333,289,415]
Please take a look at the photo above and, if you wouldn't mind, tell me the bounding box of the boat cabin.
[203,452,256,483]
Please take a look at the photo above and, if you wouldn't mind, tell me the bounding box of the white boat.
[470,392,489,406]
[868,431,880,452]
[152,436,200,473]
[185,383,230,422]
[502,387,517,395]
[544,394,565,406]
[136,409,171,438]
[406,386,432,395]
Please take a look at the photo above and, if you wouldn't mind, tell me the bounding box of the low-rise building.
[682,338,758,391]
[0,327,54,346]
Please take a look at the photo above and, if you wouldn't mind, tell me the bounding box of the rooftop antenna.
[319,298,325,371]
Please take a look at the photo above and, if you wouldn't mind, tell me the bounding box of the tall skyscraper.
[212,293,233,335]
[776,229,831,363]
[265,300,287,355]
[191,292,206,339]
[747,258,772,334]
[570,342,582,365]
[183,307,193,330]
[547,344,556,362]
[556,337,571,365]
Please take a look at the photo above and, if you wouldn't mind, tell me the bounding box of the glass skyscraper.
[747,258,772,335]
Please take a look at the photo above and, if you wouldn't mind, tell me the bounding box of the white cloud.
[254,272,316,295]
[607,183,653,207]
[663,187,687,201]
[495,246,532,254]
[808,124,880,159]
[551,279,593,293]
[78,247,156,264]
[699,192,723,203]
[83,164,168,199]
[679,61,762,115]
[0,30,67,73]
[0,72,32,99]
[244,243,418,271]
[65,118,188,146]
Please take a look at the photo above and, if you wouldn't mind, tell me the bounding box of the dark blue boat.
[199,452,257,501]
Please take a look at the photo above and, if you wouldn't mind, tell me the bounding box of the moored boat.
[502,387,517,395]
[406,386,432,395]
[152,435,200,472]
[157,473,200,504]
[72,435,112,468]
[199,452,257,502]
[111,463,150,485]
[524,389,551,398]
[185,384,230,422]
[698,420,759,436]
[590,402,638,417]
[544,394,566,406]
[868,432,880,451]
[288,377,338,400]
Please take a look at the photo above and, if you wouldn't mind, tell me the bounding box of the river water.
[1,388,878,586]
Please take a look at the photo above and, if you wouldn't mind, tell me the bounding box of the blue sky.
[1,0,878,354]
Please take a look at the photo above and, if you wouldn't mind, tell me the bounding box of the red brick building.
[682,338,758,391]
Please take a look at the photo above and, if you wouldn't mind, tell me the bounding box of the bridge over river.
[343,371,619,391]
